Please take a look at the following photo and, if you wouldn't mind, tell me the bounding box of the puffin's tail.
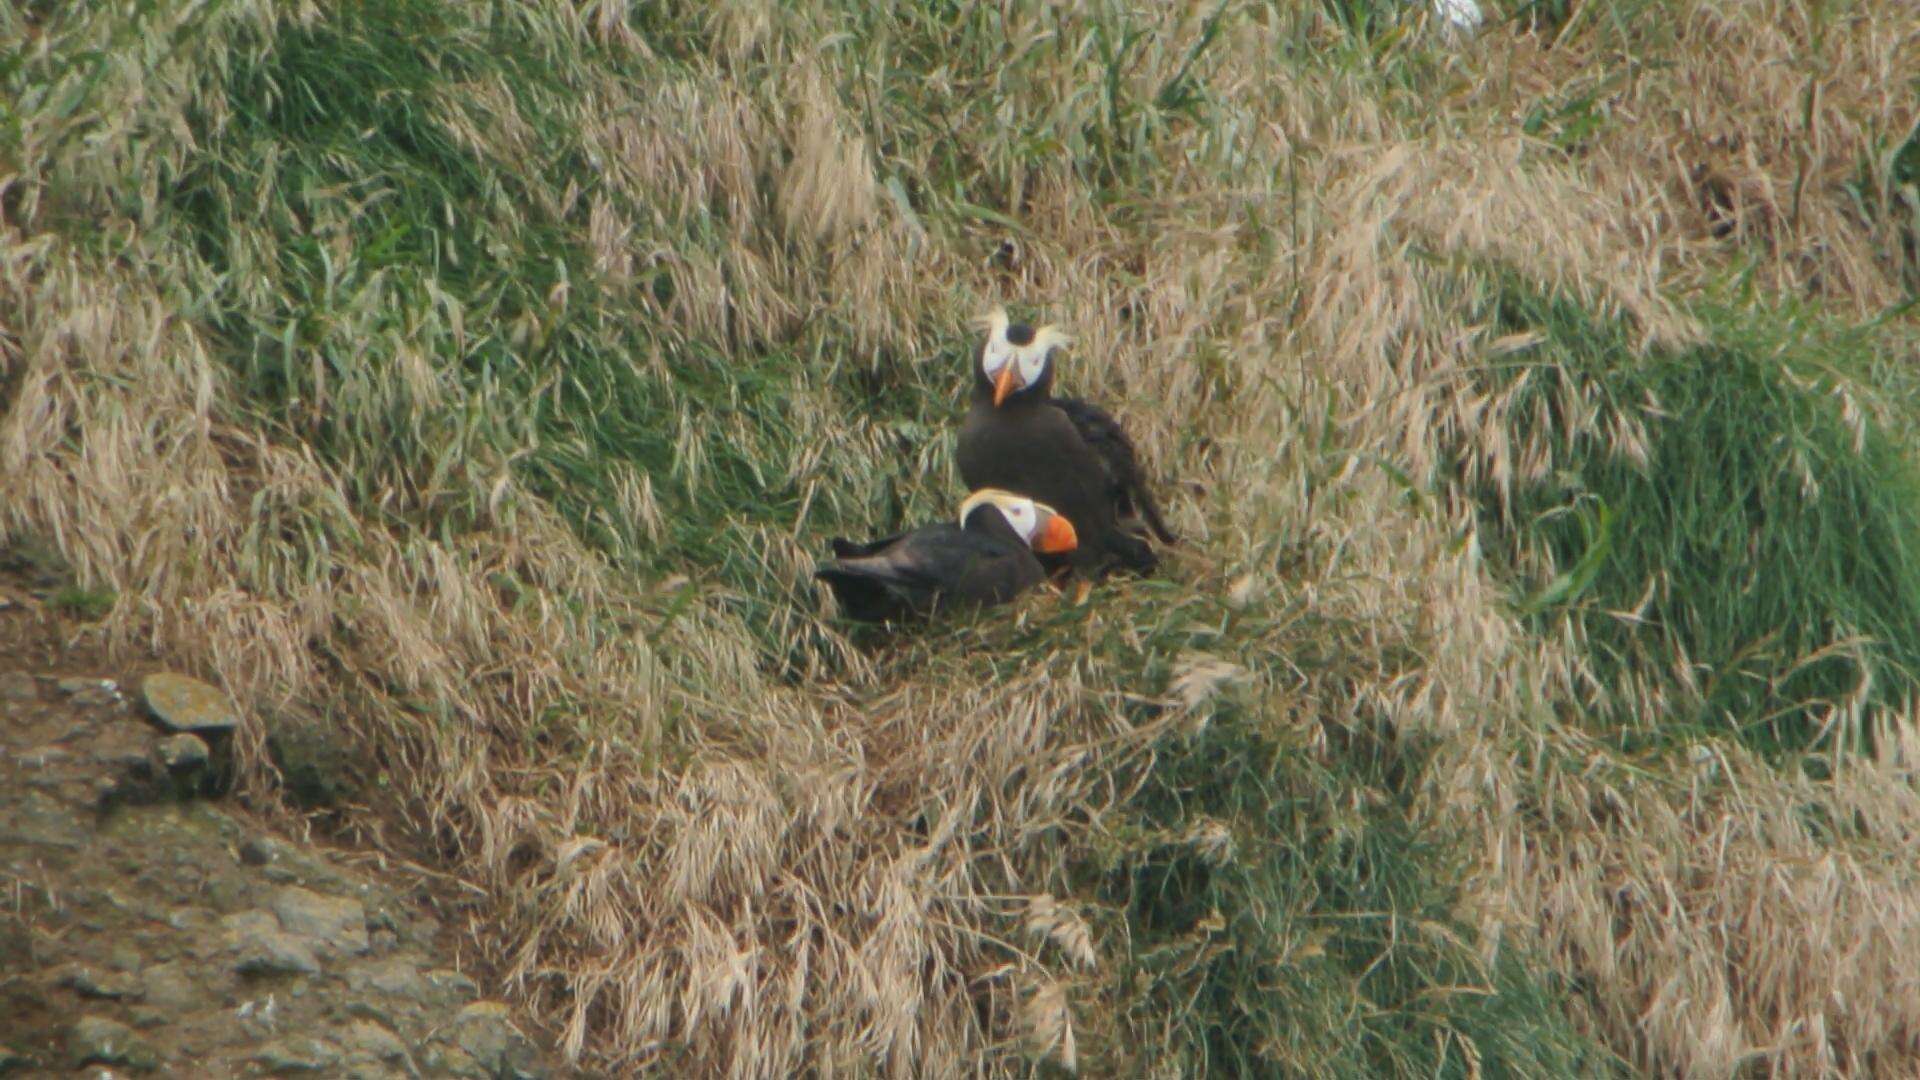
[1108,530,1160,576]
[814,556,921,623]
[1129,482,1178,546]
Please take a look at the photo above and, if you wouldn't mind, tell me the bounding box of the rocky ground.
[0,551,567,1078]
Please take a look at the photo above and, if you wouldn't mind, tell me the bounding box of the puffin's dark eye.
[1005,324,1036,347]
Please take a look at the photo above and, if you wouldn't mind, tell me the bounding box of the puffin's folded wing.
[816,526,1038,620]
[1050,396,1177,545]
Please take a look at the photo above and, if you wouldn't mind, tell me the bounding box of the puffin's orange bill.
[992,363,1020,407]
[1033,512,1078,554]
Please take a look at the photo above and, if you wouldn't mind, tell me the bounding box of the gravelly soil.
[0,562,570,1078]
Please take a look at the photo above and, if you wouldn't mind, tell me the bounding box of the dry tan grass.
[4,0,1920,1075]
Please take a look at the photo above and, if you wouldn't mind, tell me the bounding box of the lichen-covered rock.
[69,1016,160,1071]
[271,886,369,958]
[427,968,481,1004]
[223,910,320,976]
[59,677,121,707]
[254,1036,342,1073]
[263,709,362,809]
[347,958,429,1002]
[156,733,209,772]
[450,1001,543,1079]
[139,962,205,1010]
[345,1020,408,1062]
[139,673,239,734]
[58,965,143,1000]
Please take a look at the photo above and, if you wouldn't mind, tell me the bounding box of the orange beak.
[1033,511,1078,555]
[992,363,1021,407]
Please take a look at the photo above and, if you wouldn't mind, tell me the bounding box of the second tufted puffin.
[814,489,1079,623]
[956,307,1176,578]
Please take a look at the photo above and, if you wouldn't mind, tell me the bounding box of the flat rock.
[139,673,238,734]
[223,910,320,976]
[239,835,285,866]
[59,678,122,707]
[69,1015,160,1071]
[348,958,429,1001]
[0,671,38,703]
[14,744,68,768]
[58,965,143,1000]
[345,1020,409,1062]
[139,962,204,1010]
[271,886,369,957]
[426,967,481,1004]
[255,1036,342,1073]
[451,1001,542,1079]
[165,906,217,932]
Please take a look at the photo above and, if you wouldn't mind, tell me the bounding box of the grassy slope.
[3,0,1919,1075]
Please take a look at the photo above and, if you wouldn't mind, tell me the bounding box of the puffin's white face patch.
[958,488,1049,545]
[994,497,1040,545]
[980,327,1060,398]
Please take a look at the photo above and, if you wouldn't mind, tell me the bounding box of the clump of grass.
[1074,602,1617,1076]
[49,585,115,621]
[1464,275,1920,752]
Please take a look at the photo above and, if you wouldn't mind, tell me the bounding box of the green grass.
[49,585,116,621]
[1466,276,1920,753]
[1076,599,1618,1077]
[9,0,1920,1073]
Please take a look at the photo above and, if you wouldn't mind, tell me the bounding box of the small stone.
[271,886,369,957]
[0,672,38,703]
[157,733,209,772]
[68,1016,160,1071]
[166,906,216,932]
[365,905,401,935]
[223,910,320,976]
[15,745,68,768]
[59,678,121,707]
[265,711,361,809]
[58,965,143,1000]
[140,673,239,734]
[139,962,203,1010]
[347,959,428,1001]
[423,1046,482,1077]
[239,836,281,866]
[255,1037,342,1073]
[450,1001,540,1079]
[426,968,480,1004]
[345,1020,408,1062]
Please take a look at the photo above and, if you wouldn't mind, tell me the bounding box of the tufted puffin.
[956,306,1175,578]
[813,489,1079,623]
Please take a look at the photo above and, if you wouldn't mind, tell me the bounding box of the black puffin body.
[813,490,1078,623]
[1048,395,1177,547]
[956,311,1175,579]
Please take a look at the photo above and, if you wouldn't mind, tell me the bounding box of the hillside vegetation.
[4,0,1919,1074]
